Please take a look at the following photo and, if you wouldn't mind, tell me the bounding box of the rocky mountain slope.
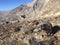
[0,0,60,45]
[0,0,60,23]
[0,0,48,23]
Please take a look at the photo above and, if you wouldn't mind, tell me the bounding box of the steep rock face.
[32,0,45,10]
[40,0,60,15]
[8,0,45,18]
[0,0,60,23]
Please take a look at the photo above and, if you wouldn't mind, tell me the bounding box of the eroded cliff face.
[40,0,60,15]
[0,0,60,23]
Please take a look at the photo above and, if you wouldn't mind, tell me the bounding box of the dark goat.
[41,22,60,35]
[52,25,60,34]
[41,22,52,35]
[21,15,26,19]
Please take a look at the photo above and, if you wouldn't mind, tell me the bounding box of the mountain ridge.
[0,0,60,23]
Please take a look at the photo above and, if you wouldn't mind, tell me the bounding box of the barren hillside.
[0,0,60,45]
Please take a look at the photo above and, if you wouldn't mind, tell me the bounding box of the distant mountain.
[0,11,2,13]
[0,11,3,14]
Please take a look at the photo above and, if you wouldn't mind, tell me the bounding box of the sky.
[0,0,33,11]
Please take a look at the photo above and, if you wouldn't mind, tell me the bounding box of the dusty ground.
[0,16,60,45]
